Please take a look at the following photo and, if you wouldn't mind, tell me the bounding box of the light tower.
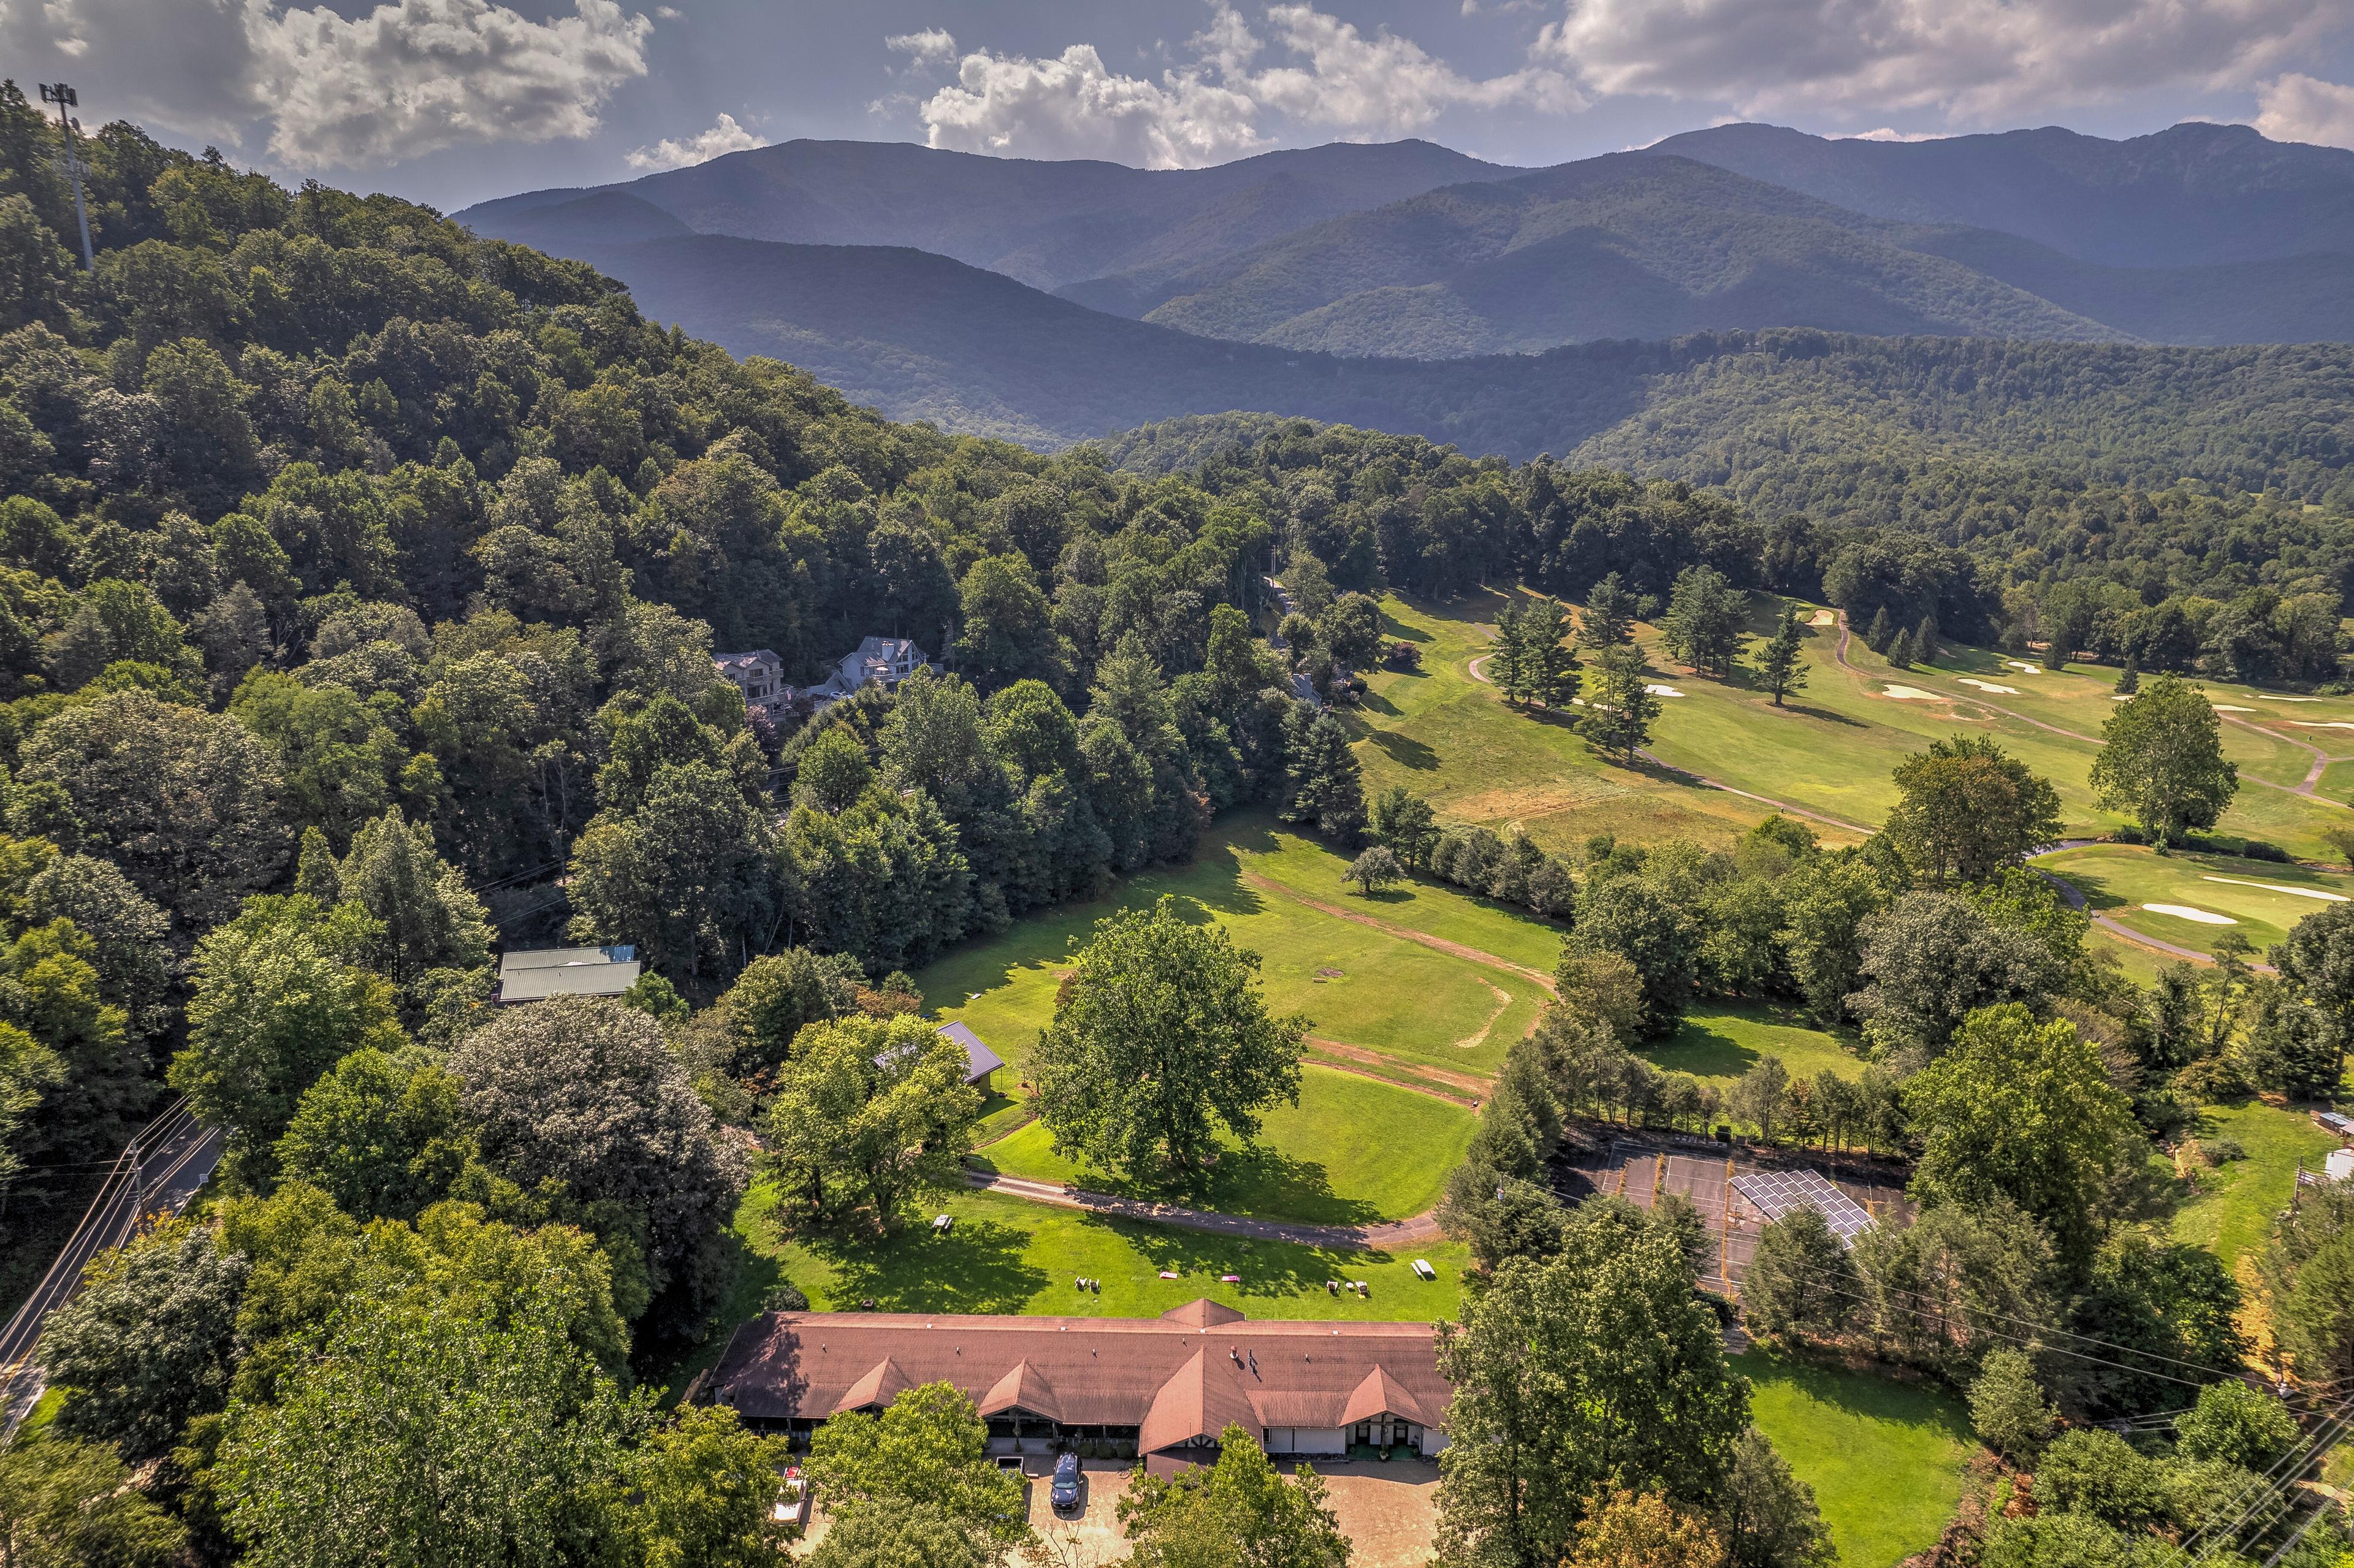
[37,83,94,273]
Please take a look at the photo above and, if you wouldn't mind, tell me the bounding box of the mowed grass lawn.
[1737,1352,1975,1568]
[736,1184,1470,1322]
[973,1066,1478,1225]
[2037,844,2354,959]
[916,818,1556,1086]
[2172,1100,2344,1266]
[1350,593,1790,853]
[1644,606,2350,859]
[1640,1005,1866,1094]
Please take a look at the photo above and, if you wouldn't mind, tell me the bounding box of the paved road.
[0,1100,224,1437]
[963,1170,1443,1252]
[2027,842,2278,974]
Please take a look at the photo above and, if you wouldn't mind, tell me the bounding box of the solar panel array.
[1731,1170,1876,1248]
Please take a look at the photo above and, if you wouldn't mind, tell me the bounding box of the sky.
[7,0,2354,212]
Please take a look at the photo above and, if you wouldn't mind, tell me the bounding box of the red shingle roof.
[709,1301,1452,1452]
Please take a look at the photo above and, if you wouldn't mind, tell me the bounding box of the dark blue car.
[1050,1453,1082,1512]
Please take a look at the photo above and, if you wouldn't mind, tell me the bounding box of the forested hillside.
[546,227,2354,487]
[459,137,1520,294]
[1656,120,2354,267]
[1097,154,2120,354]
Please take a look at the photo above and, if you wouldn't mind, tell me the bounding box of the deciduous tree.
[1884,736,2061,886]
[1032,897,1306,1181]
[761,1014,981,1231]
[2089,676,2238,847]
[808,1383,1026,1548]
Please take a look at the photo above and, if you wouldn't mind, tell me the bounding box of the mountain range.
[455,121,2354,454]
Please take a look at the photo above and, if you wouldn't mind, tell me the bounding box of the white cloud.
[1843,127,1949,142]
[243,0,655,168]
[626,110,766,170]
[1536,0,2343,122]
[917,44,1267,168]
[2254,74,2354,148]
[904,4,1581,169]
[885,28,958,65]
[1249,4,1581,132]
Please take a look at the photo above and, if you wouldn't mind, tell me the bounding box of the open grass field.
[916,818,1560,1101]
[1352,591,2352,861]
[1641,1005,1866,1093]
[2171,1099,2345,1267]
[737,1184,1470,1322]
[973,1065,1477,1225]
[1735,1350,1976,1568]
[2038,843,2354,960]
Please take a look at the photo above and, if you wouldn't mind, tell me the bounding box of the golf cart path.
[2027,842,2277,974]
[1831,614,2341,806]
[964,1170,1444,1251]
[1464,647,1875,838]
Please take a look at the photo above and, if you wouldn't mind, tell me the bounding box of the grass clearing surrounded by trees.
[971,1065,1477,1225]
[2171,1100,2344,1267]
[1735,1351,1976,1568]
[1639,1005,1866,1092]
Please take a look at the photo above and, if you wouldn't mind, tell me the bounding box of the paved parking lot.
[981,1455,1439,1568]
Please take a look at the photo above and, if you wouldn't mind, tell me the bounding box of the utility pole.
[38,83,94,273]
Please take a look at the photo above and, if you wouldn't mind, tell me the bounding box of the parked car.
[772,1466,811,1531]
[1050,1452,1083,1512]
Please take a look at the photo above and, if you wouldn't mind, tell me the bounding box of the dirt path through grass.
[964,1170,1446,1250]
[1305,1038,1490,1102]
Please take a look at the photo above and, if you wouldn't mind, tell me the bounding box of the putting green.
[2037,844,2354,959]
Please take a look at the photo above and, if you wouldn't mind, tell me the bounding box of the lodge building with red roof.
[705,1300,1453,1471]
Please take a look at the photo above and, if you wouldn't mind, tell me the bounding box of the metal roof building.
[495,945,641,1003]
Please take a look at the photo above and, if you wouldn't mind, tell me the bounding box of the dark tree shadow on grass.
[1365,729,1439,770]
[1099,1214,1404,1300]
[814,1218,1051,1314]
[1778,702,1869,728]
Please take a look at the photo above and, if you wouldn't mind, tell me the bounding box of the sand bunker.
[1959,678,2019,694]
[2111,695,2133,701]
[1808,609,1836,626]
[2209,704,2255,712]
[2204,875,2352,903]
[2004,661,2043,674]
[1644,683,1686,697]
[2143,904,2238,925]
[1882,685,1941,700]
[2285,720,2354,729]
[2258,695,2322,702]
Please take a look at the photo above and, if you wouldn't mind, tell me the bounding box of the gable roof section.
[1161,1299,1246,1330]
[1339,1364,1428,1428]
[832,1356,913,1415]
[1138,1347,1260,1455]
[978,1358,1063,1422]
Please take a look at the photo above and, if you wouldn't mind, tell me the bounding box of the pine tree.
[1914,614,1940,664]
[1760,606,1808,707]
[1283,712,1367,844]
[1490,603,1532,707]
[1580,572,1637,649]
[1527,598,1581,707]
[2116,654,2140,696]
[1886,628,1913,669]
[1864,606,1892,653]
[1577,645,1661,765]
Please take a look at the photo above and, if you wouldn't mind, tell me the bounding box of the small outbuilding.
[495,945,641,1003]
